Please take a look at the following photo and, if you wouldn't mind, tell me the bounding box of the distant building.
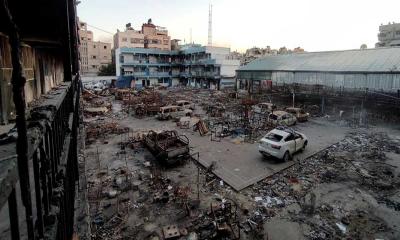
[113,19,171,51]
[240,46,305,66]
[376,22,400,47]
[79,21,112,76]
[171,39,181,51]
[237,47,400,93]
[115,44,240,89]
[113,19,239,89]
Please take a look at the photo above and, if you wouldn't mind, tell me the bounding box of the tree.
[98,63,116,76]
[360,44,367,50]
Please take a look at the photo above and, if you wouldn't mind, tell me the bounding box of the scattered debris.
[80,87,400,239]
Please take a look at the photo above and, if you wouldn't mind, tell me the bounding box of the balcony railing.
[183,59,217,65]
[0,77,80,240]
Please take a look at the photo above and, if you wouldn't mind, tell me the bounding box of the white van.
[157,105,192,120]
[176,100,195,110]
[268,111,297,126]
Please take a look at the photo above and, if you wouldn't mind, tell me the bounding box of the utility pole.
[292,91,295,107]
[208,3,212,46]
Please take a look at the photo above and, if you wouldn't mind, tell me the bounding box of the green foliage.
[98,63,116,76]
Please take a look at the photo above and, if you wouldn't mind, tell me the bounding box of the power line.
[86,24,114,35]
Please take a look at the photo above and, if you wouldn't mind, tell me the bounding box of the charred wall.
[0,34,64,124]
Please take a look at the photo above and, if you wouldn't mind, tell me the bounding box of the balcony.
[0,80,80,239]
[121,61,171,67]
[182,71,220,78]
[123,72,173,78]
[183,59,217,65]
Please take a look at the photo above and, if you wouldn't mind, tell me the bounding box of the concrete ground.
[119,115,349,191]
[79,92,400,240]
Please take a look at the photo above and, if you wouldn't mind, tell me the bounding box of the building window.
[104,46,107,49]
[88,38,91,41]
[92,65,97,68]
[92,56,96,59]
[131,38,143,44]
[122,37,127,42]
[396,31,400,35]
[93,45,96,48]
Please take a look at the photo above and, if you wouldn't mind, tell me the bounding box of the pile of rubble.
[246,131,400,239]
[86,121,129,145]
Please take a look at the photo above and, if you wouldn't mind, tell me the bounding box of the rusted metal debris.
[144,130,190,165]
[86,122,129,144]
[194,120,209,136]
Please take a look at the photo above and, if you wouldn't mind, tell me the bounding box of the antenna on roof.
[208,3,212,46]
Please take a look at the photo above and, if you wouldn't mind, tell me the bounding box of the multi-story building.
[113,27,145,49]
[115,44,240,89]
[376,22,400,47]
[79,21,112,76]
[113,19,171,50]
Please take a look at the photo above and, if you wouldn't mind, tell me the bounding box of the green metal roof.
[238,47,400,73]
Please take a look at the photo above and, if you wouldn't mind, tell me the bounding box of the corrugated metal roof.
[238,47,400,73]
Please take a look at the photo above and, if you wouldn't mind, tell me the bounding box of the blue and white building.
[115,44,240,89]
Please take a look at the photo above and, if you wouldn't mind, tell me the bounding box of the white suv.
[258,127,308,161]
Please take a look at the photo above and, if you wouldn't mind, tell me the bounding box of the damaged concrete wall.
[0,34,64,124]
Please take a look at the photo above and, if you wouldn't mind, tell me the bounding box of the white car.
[258,127,308,161]
[176,100,195,110]
[268,111,297,126]
[157,105,192,120]
[252,102,276,115]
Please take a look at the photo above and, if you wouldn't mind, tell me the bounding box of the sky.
[77,0,400,53]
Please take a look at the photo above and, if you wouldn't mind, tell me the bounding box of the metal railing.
[0,77,80,240]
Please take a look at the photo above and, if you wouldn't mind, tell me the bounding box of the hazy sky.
[78,0,400,52]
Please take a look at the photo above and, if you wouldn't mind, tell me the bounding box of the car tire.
[301,141,308,151]
[283,151,290,162]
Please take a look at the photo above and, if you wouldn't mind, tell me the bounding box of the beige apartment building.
[114,27,145,49]
[376,22,400,47]
[79,21,112,76]
[113,19,171,51]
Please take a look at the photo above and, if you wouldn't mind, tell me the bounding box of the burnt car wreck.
[144,130,190,165]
